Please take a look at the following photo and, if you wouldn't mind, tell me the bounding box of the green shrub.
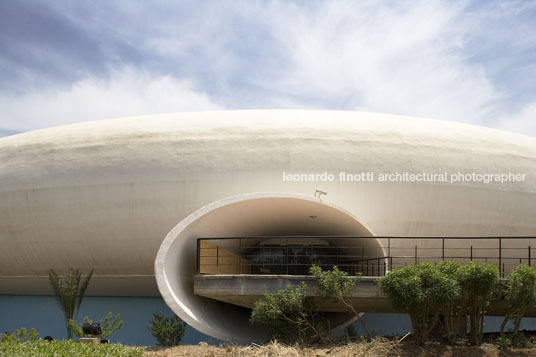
[250,265,361,343]
[496,336,511,349]
[149,313,187,346]
[436,261,463,343]
[69,312,123,339]
[378,262,458,344]
[250,282,323,343]
[310,265,369,336]
[500,264,536,337]
[456,262,499,345]
[1,328,39,343]
[48,267,94,339]
[0,339,141,357]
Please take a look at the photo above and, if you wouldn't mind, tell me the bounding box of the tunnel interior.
[156,194,384,343]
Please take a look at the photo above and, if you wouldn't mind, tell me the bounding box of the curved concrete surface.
[0,109,535,298]
[155,192,376,343]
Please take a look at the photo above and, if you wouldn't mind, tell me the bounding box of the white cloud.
[251,1,500,125]
[1,1,535,138]
[496,103,536,137]
[0,67,222,132]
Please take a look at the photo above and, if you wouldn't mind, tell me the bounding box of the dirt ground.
[138,338,536,357]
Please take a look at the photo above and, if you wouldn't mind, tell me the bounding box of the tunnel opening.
[155,193,384,343]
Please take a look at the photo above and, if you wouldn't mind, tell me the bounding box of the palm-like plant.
[48,268,94,339]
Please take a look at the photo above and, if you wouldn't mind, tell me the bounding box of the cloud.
[496,103,536,137]
[240,2,497,122]
[0,67,222,132]
[0,1,535,137]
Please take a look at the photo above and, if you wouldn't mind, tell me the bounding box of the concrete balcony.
[193,274,536,318]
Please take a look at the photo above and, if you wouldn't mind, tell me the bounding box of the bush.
[250,282,323,343]
[149,313,187,346]
[0,339,141,357]
[436,261,463,343]
[378,262,458,344]
[310,265,369,336]
[250,265,361,344]
[69,312,123,339]
[1,328,39,343]
[500,264,536,337]
[456,262,499,345]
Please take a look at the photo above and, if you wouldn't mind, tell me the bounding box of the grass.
[5,336,536,356]
[139,337,536,357]
[0,339,143,357]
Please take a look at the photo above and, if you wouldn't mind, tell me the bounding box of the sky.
[0,0,535,137]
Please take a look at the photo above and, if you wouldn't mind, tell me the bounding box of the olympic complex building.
[1,110,535,344]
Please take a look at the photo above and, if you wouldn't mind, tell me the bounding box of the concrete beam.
[194,274,536,317]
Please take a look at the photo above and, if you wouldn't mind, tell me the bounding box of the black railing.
[196,236,536,278]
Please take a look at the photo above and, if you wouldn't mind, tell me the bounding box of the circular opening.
[155,193,381,343]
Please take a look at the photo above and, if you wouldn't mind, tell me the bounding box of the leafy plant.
[435,260,463,344]
[0,339,142,356]
[456,262,499,345]
[310,265,370,336]
[250,265,362,343]
[69,312,123,339]
[48,267,94,339]
[149,313,187,346]
[496,336,511,349]
[378,262,458,344]
[1,328,39,343]
[250,282,325,343]
[500,264,536,337]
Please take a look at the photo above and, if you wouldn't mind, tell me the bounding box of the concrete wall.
[199,240,251,275]
[1,110,535,297]
[2,295,536,345]
[0,295,218,346]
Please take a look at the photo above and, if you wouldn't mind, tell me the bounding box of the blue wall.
[2,295,536,345]
[0,295,219,346]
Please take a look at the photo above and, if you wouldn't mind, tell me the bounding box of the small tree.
[436,260,463,344]
[250,282,325,343]
[500,264,536,337]
[250,265,360,343]
[456,262,499,345]
[149,313,187,346]
[310,265,370,336]
[378,262,457,344]
[69,312,123,339]
[48,268,94,339]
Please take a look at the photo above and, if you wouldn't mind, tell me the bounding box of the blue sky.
[1,0,535,137]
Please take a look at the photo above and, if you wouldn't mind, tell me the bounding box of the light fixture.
[314,189,327,199]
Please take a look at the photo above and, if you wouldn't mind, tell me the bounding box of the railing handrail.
[196,236,536,278]
[197,235,536,240]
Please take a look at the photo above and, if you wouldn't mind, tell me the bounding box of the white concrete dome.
[1,110,536,341]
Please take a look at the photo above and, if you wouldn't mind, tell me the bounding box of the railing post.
[499,238,502,278]
[377,258,380,276]
[286,237,289,276]
[197,239,200,273]
[529,246,532,267]
[470,246,473,261]
[415,245,418,265]
[388,237,391,257]
[442,238,445,261]
[238,238,242,274]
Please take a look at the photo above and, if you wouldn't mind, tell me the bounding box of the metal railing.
[196,236,536,277]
